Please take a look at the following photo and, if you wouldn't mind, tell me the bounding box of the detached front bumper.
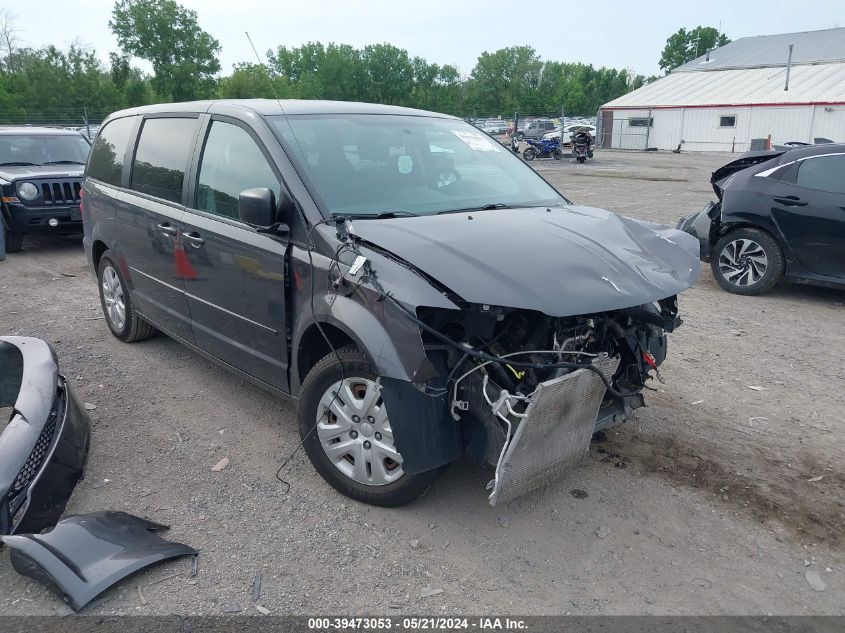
[677,201,719,261]
[0,337,90,535]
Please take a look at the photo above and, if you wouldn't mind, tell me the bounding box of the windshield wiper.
[41,160,85,165]
[437,203,513,215]
[0,161,38,166]
[339,211,419,219]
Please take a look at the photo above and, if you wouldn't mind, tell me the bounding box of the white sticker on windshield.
[451,130,501,152]
[397,154,413,174]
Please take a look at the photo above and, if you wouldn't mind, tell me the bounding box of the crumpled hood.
[353,205,701,316]
[0,165,84,181]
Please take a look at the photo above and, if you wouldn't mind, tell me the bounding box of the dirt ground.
[0,150,842,616]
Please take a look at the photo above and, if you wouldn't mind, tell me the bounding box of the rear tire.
[710,228,784,295]
[522,148,536,161]
[5,229,23,253]
[298,345,445,507]
[97,251,157,342]
[577,156,586,164]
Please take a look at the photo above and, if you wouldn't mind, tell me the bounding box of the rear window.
[87,117,136,185]
[0,134,90,168]
[796,155,845,194]
[130,117,198,203]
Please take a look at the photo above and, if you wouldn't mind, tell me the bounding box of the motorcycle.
[522,137,562,161]
[571,132,593,163]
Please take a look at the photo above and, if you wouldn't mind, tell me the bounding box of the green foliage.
[659,26,730,73]
[109,0,221,101]
[461,46,635,117]
[266,41,466,114]
[0,1,660,125]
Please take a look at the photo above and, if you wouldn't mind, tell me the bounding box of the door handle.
[157,222,178,236]
[773,196,808,207]
[183,232,205,247]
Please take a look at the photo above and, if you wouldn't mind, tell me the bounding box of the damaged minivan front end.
[309,204,700,505]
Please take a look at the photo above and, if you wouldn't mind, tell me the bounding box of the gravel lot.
[0,150,842,616]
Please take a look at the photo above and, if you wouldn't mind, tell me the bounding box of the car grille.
[9,405,58,498]
[39,180,82,205]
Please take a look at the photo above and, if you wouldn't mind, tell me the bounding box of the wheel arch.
[291,294,424,395]
[295,322,357,386]
[715,221,786,260]
[91,239,109,272]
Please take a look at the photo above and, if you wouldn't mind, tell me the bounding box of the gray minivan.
[83,99,700,507]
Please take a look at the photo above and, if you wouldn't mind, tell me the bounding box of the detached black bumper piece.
[0,336,90,535]
[1,511,198,611]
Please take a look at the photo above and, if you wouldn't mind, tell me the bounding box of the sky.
[3,0,844,77]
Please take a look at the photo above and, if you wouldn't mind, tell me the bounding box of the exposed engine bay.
[320,207,700,505]
[415,298,679,486]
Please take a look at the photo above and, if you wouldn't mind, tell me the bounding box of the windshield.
[0,134,91,165]
[268,114,566,217]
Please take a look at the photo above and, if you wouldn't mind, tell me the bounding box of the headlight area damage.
[0,336,90,535]
[333,206,701,506]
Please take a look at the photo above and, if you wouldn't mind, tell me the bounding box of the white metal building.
[599,28,845,152]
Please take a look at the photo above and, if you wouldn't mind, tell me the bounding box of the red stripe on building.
[602,102,845,110]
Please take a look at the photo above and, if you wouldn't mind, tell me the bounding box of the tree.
[109,0,221,101]
[0,10,20,74]
[465,46,544,116]
[659,26,730,73]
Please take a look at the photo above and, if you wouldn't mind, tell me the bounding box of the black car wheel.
[711,228,784,295]
[4,228,23,253]
[97,251,157,342]
[516,132,524,141]
[298,345,445,507]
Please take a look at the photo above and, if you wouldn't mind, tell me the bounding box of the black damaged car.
[679,144,845,295]
[83,100,700,507]
[0,127,91,253]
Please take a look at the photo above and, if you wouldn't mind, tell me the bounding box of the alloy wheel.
[718,238,769,287]
[316,377,404,486]
[101,265,126,331]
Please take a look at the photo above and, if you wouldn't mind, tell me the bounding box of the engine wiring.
[449,348,598,420]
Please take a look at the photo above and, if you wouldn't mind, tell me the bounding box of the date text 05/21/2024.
[306,617,528,630]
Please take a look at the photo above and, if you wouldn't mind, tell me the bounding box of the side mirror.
[238,188,289,236]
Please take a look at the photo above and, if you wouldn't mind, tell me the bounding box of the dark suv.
[0,127,91,252]
[516,120,556,141]
[83,100,700,507]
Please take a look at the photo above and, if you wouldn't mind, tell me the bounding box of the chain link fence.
[596,110,652,150]
[0,109,110,132]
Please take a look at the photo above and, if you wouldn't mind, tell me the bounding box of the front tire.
[97,251,157,342]
[711,228,784,295]
[5,229,23,253]
[298,345,445,507]
[553,148,562,160]
[522,147,536,161]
